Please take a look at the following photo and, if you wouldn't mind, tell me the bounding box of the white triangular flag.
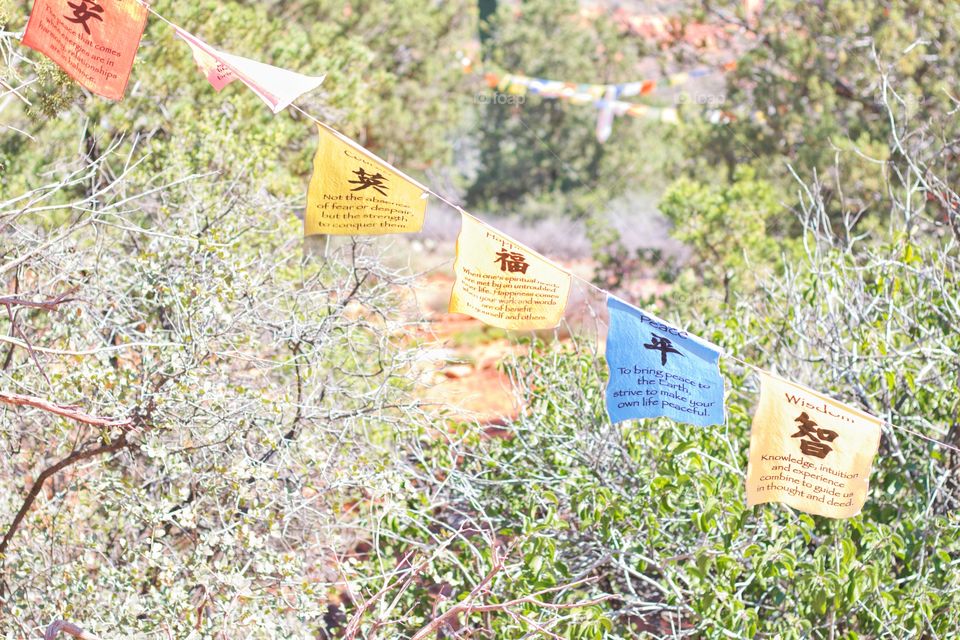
[175,27,325,114]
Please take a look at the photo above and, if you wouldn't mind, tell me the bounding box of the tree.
[464,0,676,221]
[674,0,960,227]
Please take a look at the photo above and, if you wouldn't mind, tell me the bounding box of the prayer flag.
[618,82,642,97]
[660,108,680,124]
[605,296,725,427]
[21,0,148,101]
[175,27,325,114]
[595,86,617,143]
[449,212,571,330]
[746,371,882,519]
[304,124,428,236]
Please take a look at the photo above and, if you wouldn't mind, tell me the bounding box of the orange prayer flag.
[21,0,148,101]
[449,212,571,330]
[746,371,883,519]
[304,124,428,236]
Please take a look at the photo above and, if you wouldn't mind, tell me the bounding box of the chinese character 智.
[791,411,839,459]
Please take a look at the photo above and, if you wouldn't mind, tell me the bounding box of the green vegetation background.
[1,0,958,637]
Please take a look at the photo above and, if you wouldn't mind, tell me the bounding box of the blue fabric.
[605,296,725,427]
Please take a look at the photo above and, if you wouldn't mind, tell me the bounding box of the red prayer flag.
[21,0,149,101]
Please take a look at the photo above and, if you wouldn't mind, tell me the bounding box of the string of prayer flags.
[622,104,680,124]
[482,72,681,133]
[449,213,571,330]
[616,80,656,98]
[174,27,325,114]
[15,1,958,528]
[745,371,882,519]
[304,124,428,236]
[21,0,148,101]
[485,63,735,102]
[605,296,725,427]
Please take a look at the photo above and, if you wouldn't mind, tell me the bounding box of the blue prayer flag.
[605,296,725,427]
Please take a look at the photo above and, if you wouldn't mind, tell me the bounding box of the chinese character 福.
[494,249,529,274]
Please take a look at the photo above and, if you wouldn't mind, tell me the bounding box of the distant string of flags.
[14,0,959,521]
[464,59,770,141]
[472,59,737,102]
[478,68,682,142]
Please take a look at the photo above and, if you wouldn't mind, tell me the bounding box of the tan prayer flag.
[304,124,427,236]
[746,370,882,519]
[448,212,571,330]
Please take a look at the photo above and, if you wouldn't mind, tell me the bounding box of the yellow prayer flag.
[746,371,882,519]
[660,108,680,124]
[449,213,571,330]
[304,124,427,236]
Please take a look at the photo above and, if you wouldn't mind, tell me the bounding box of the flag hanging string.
[113,1,960,457]
[726,355,960,454]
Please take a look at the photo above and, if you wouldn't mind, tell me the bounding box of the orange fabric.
[22,0,148,101]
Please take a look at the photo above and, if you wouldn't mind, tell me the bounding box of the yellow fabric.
[304,124,427,236]
[448,213,571,330]
[660,108,680,124]
[746,371,882,519]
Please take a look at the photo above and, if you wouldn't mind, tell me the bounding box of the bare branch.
[0,391,131,428]
[0,434,129,557]
[0,289,78,312]
[44,620,101,640]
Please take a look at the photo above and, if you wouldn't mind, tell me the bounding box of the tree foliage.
[464,0,677,221]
